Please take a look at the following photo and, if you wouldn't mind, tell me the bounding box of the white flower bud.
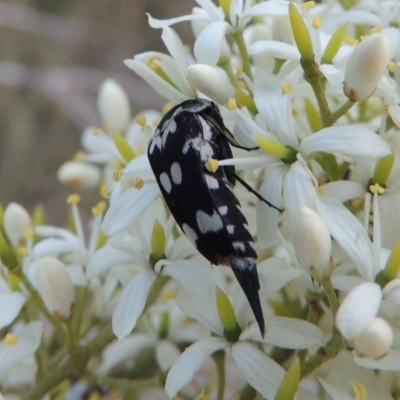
[343,33,391,102]
[3,203,32,248]
[57,161,101,189]
[187,64,235,104]
[98,79,131,132]
[353,317,393,359]
[36,257,75,321]
[336,282,382,340]
[291,208,331,281]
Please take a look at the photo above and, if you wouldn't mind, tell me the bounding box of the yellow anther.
[67,194,81,204]
[351,381,368,400]
[17,247,30,257]
[5,333,18,345]
[370,183,386,195]
[148,56,161,71]
[238,80,247,89]
[316,187,325,196]
[301,1,315,9]
[236,66,244,77]
[371,27,382,33]
[92,201,107,217]
[113,169,123,182]
[282,82,292,95]
[73,151,86,162]
[344,36,359,45]
[292,108,299,117]
[312,17,322,29]
[100,184,109,199]
[389,61,396,73]
[205,158,219,173]
[133,178,144,189]
[23,229,34,239]
[162,102,174,116]
[164,289,177,300]
[227,98,237,110]
[92,128,103,136]
[136,115,147,130]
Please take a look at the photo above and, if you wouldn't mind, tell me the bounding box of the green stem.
[213,350,226,400]
[321,278,340,316]
[219,57,239,88]
[301,59,333,127]
[21,324,114,400]
[231,29,253,80]
[75,286,89,337]
[330,100,355,124]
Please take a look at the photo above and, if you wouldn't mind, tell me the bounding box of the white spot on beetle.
[162,118,178,148]
[182,223,198,245]
[227,225,235,234]
[149,135,162,154]
[199,116,213,140]
[196,210,223,233]
[170,162,182,185]
[233,242,246,252]
[218,206,228,215]
[205,174,219,189]
[160,172,172,193]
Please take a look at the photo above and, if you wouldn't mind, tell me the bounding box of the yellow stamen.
[113,169,123,182]
[226,98,237,110]
[344,36,359,45]
[17,247,30,257]
[301,1,315,9]
[100,184,109,199]
[351,381,368,400]
[369,183,385,195]
[5,333,18,345]
[312,17,322,29]
[73,151,86,162]
[92,201,107,217]
[133,178,144,189]
[205,158,219,173]
[136,115,147,130]
[67,194,81,204]
[282,82,292,95]
[164,289,177,300]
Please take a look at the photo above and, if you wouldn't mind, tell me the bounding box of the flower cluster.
[1,0,400,399]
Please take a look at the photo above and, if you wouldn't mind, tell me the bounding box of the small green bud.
[321,23,348,64]
[150,220,166,266]
[252,136,297,164]
[373,154,394,187]
[289,3,314,62]
[216,286,241,341]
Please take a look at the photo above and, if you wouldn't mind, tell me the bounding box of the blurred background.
[0,0,194,223]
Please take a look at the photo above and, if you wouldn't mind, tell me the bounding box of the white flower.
[98,78,131,132]
[343,33,392,102]
[57,160,101,188]
[35,257,75,321]
[3,203,32,248]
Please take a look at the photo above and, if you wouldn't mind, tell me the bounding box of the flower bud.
[3,203,32,248]
[36,257,75,322]
[336,282,382,340]
[187,64,235,104]
[353,317,393,359]
[57,161,101,189]
[215,286,241,341]
[291,208,332,282]
[98,78,131,132]
[343,33,391,102]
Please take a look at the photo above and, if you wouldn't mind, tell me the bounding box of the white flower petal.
[194,20,231,66]
[0,293,25,329]
[156,340,181,373]
[243,1,290,18]
[102,184,159,235]
[112,271,157,340]
[249,40,299,61]
[3,203,32,248]
[257,165,285,249]
[86,247,133,279]
[0,321,43,375]
[300,126,391,159]
[336,282,382,340]
[255,316,323,349]
[125,59,188,104]
[165,337,229,398]
[162,260,218,299]
[99,334,157,375]
[284,161,318,218]
[318,377,353,400]
[147,13,208,29]
[353,349,400,371]
[175,292,223,335]
[321,181,365,203]
[231,342,285,399]
[318,197,374,280]
[254,70,298,148]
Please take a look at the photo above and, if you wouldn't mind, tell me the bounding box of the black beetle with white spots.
[148,98,277,337]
